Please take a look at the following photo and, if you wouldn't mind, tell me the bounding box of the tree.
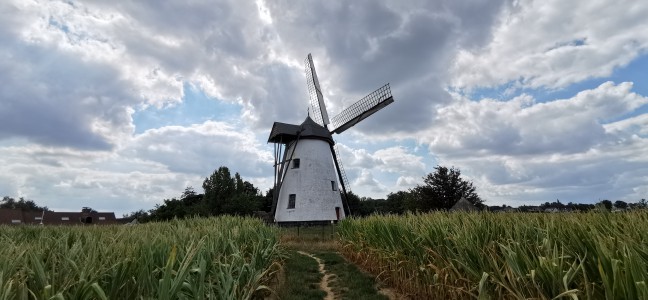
[261,188,274,212]
[357,197,389,216]
[202,167,263,216]
[614,200,628,210]
[1,196,50,211]
[148,198,183,221]
[412,166,483,211]
[344,191,361,216]
[221,193,260,215]
[598,199,613,211]
[181,186,197,199]
[122,209,150,222]
[385,191,415,214]
[202,166,236,215]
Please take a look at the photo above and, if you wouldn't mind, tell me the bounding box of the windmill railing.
[333,144,351,193]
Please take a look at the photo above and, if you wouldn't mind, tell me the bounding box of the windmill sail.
[331,144,350,194]
[331,143,352,215]
[330,83,394,134]
[305,54,330,126]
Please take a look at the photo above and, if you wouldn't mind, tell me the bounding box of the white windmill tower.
[268,54,395,224]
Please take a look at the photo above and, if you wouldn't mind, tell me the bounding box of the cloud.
[424,82,648,156]
[353,169,388,194]
[0,144,188,213]
[451,0,648,90]
[396,176,418,188]
[0,40,136,150]
[373,146,426,174]
[1,0,646,214]
[336,144,426,198]
[425,81,648,204]
[125,121,273,176]
[263,0,509,136]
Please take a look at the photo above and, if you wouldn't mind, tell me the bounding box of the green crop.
[338,211,648,299]
[0,216,281,299]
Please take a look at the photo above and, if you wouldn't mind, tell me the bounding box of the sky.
[1,0,647,215]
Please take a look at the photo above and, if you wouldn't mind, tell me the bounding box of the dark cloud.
[265,0,509,136]
[0,41,135,150]
[249,63,308,127]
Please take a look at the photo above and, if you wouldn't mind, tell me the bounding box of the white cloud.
[373,147,426,174]
[425,82,648,156]
[336,144,426,198]
[604,114,648,136]
[0,144,189,214]
[396,176,418,188]
[426,82,648,203]
[353,169,388,194]
[125,121,273,176]
[451,0,648,90]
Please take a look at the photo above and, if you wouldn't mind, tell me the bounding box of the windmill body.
[271,117,344,223]
[268,54,395,224]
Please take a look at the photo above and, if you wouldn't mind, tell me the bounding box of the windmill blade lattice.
[333,144,351,193]
[330,84,394,134]
[305,54,330,126]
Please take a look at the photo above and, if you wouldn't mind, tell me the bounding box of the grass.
[316,252,388,300]
[338,211,648,299]
[279,225,339,251]
[274,251,326,300]
[275,225,389,299]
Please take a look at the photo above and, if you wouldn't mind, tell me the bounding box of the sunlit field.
[0,216,280,299]
[338,211,648,299]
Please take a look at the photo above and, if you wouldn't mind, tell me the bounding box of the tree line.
[5,164,644,222]
[1,196,50,211]
[124,166,273,222]
[122,165,485,222]
[346,166,485,216]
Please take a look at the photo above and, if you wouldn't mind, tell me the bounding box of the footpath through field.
[274,225,406,300]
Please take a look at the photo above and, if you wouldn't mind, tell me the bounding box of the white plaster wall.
[274,138,346,222]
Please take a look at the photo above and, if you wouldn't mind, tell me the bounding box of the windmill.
[268,54,394,224]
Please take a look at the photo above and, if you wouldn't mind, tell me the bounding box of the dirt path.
[297,251,335,300]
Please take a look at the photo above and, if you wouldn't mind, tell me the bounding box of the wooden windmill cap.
[267,116,334,145]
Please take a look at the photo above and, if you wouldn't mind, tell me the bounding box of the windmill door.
[335,207,341,221]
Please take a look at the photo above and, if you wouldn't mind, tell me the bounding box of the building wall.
[0,209,118,225]
[274,138,346,222]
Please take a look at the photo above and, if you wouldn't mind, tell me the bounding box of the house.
[450,197,479,212]
[0,208,118,225]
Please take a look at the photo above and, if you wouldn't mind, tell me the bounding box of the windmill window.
[288,194,296,209]
[292,159,300,169]
[331,181,336,191]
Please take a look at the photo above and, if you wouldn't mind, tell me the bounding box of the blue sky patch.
[132,83,242,133]
[467,54,648,121]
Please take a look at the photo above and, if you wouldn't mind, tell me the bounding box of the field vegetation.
[0,216,280,299]
[338,211,648,299]
[275,226,389,300]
